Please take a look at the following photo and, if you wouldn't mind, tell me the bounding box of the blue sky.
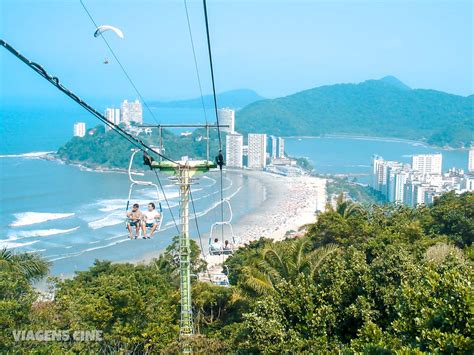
[1,0,472,103]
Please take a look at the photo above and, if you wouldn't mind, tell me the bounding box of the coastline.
[284,134,468,151]
[132,170,327,270]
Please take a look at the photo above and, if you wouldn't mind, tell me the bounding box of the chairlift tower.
[145,123,227,343]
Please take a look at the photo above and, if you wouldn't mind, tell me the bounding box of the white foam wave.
[88,214,125,229]
[48,238,130,262]
[0,151,54,159]
[8,227,79,240]
[10,212,75,227]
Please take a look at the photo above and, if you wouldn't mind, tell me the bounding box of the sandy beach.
[204,169,327,270]
[131,169,327,271]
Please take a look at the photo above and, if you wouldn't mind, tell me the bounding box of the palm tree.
[239,238,338,296]
[335,194,365,219]
[0,248,50,281]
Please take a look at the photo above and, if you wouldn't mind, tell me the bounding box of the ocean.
[0,104,470,276]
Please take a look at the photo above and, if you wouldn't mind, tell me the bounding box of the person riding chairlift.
[142,202,161,239]
[126,203,142,239]
[210,238,223,253]
[223,240,233,254]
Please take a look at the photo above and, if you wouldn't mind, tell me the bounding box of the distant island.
[57,125,221,169]
[236,76,473,148]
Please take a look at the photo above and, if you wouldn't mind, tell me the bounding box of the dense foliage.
[236,76,474,148]
[1,192,472,353]
[57,125,222,169]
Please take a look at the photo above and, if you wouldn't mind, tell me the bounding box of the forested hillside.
[57,125,222,168]
[2,192,472,352]
[236,76,474,148]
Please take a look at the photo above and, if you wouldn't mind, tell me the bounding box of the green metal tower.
[146,123,226,351]
[152,160,216,341]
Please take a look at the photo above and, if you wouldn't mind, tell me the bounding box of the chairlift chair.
[125,150,164,235]
[208,199,240,255]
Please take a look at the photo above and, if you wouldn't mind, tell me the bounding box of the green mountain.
[150,89,264,109]
[236,77,473,147]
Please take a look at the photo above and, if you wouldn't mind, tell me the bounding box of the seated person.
[223,240,233,253]
[142,202,161,239]
[126,203,142,239]
[210,238,223,253]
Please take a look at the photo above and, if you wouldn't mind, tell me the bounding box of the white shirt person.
[141,202,161,239]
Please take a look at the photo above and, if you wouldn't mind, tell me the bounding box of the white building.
[217,108,235,133]
[270,136,277,158]
[412,153,442,175]
[248,133,267,169]
[468,147,474,173]
[391,170,409,203]
[277,137,285,158]
[372,156,386,191]
[226,133,243,168]
[73,122,86,137]
[121,99,143,125]
[105,108,121,130]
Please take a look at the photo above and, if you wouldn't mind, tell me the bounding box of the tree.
[392,255,473,352]
[239,238,338,296]
[0,248,50,282]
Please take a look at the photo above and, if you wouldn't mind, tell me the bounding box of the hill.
[235,77,473,148]
[57,125,221,168]
[150,89,264,109]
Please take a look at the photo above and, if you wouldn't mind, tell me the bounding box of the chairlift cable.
[202,0,226,245]
[183,0,208,125]
[189,187,212,280]
[153,169,181,235]
[79,0,161,125]
[0,39,181,167]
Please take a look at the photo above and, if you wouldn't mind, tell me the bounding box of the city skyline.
[372,153,473,206]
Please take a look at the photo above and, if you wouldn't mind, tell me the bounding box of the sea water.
[0,104,470,276]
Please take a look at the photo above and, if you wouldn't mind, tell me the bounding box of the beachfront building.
[105,108,121,130]
[248,133,267,169]
[270,136,277,158]
[73,122,86,137]
[226,133,243,168]
[412,153,442,175]
[277,137,285,158]
[217,108,235,133]
[469,147,474,173]
[121,99,143,125]
[373,153,472,207]
[372,155,386,191]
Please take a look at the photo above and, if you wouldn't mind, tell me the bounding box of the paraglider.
[93,25,124,39]
[93,25,123,65]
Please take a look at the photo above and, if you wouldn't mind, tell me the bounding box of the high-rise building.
[248,133,267,169]
[73,122,86,137]
[226,133,243,168]
[468,147,474,173]
[372,156,389,191]
[105,108,121,130]
[217,108,235,133]
[390,170,408,203]
[270,136,277,158]
[277,137,285,158]
[412,153,442,175]
[121,99,143,124]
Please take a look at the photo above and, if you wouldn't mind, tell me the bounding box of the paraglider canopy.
[94,25,124,39]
